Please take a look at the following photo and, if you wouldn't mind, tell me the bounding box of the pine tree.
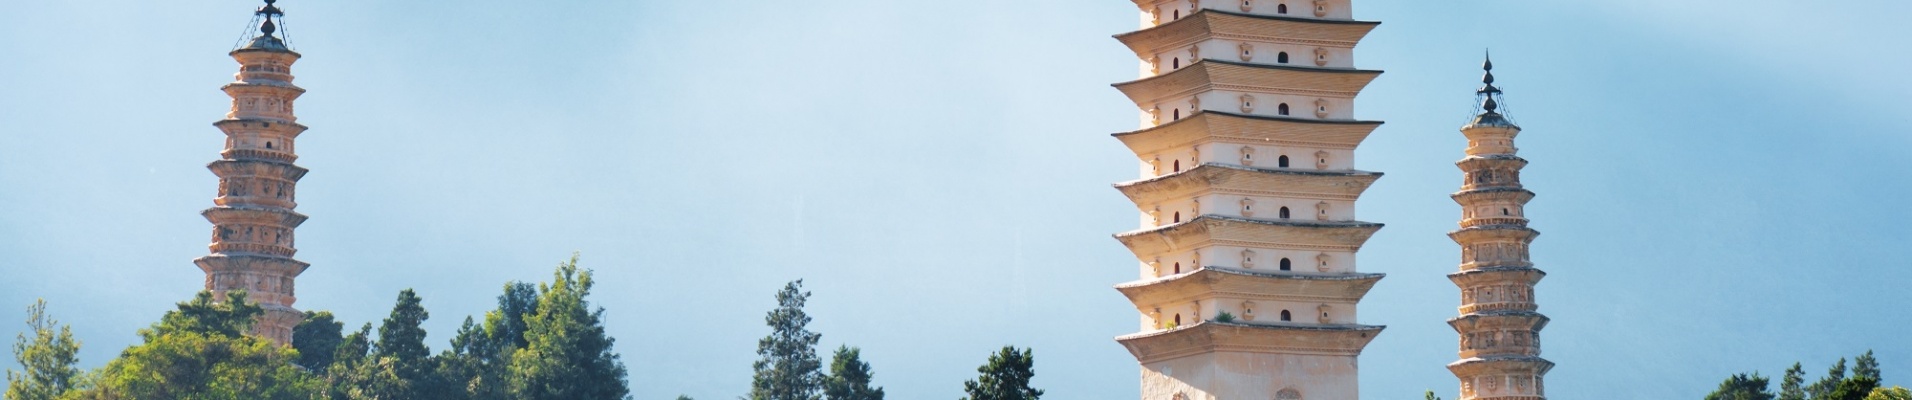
[1812,358,1851,400]
[293,310,345,371]
[1782,362,1809,400]
[750,280,824,400]
[505,255,630,399]
[5,300,82,400]
[1855,351,1881,382]
[1831,377,1881,400]
[824,346,885,400]
[1705,373,1775,400]
[376,289,432,363]
[960,346,1043,400]
[440,282,540,400]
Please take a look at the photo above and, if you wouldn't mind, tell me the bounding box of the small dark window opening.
[1173,211,1182,223]
[1277,103,1290,116]
[1279,258,1292,271]
[265,141,273,149]
[1280,310,1292,321]
[1278,155,1291,168]
[1277,4,1288,14]
[1502,208,1511,216]
[1277,52,1289,64]
[1173,57,1181,69]
[1279,207,1291,219]
[1174,314,1183,325]
[1173,160,1181,172]
[1173,262,1182,274]
[1173,9,1180,19]
[1173,108,1181,120]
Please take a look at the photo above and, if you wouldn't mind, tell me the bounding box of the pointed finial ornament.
[257,0,284,37]
[1477,50,1502,96]
[239,0,291,51]
[1466,50,1517,128]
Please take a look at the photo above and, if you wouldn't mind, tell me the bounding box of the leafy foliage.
[1213,312,1235,323]
[1869,387,1912,400]
[1424,390,1442,400]
[503,255,629,400]
[960,346,1042,400]
[750,280,823,400]
[72,291,319,400]
[293,311,345,371]
[1705,373,1775,400]
[5,300,82,400]
[1784,363,1809,400]
[823,346,884,400]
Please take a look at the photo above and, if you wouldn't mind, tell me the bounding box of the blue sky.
[2,0,1909,398]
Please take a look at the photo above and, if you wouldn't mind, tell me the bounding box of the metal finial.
[1477,50,1502,95]
[1483,97,1498,112]
[260,18,277,36]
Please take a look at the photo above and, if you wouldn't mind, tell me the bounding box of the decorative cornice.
[1116,267,1385,306]
[1117,321,1383,363]
[1114,10,1378,58]
[1116,215,1383,259]
[1115,163,1382,205]
[1113,111,1383,155]
[1113,59,1383,107]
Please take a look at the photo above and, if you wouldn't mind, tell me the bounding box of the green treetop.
[960,346,1042,400]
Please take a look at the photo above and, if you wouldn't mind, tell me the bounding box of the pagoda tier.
[1117,267,1384,308]
[1448,57,1553,400]
[1114,59,1382,108]
[1118,321,1382,362]
[192,2,310,345]
[1117,216,1382,258]
[1109,2,1385,399]
[1116,163,1382,205]
[1114,10,1379,60]
[1114,111,1382,156]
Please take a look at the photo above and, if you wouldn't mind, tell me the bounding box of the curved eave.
[1113,60,1383,107]
[1117,321,1383,363]
[1450,187,1535,203]
[1116,216,1384,258]
[1447,267,1546,286]
[1116,267,1384,306]
[1447,225,1540,244]
[1447,355,1555,376]
[1113,111,1383,154]
[1448,309,1550,328]
[1115,163,1381,205]
[1113,10,1379,58]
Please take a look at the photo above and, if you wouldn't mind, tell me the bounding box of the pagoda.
[1445,56,1553,400]
[193,0,311,345]
[1107,1,1387,399]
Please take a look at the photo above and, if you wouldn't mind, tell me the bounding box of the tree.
[823,346,884,400]
[1424,390,1443,400]
[375,289,432,364]
[1706,373,1775,400]
[750,280,823,400]
[6,299,82,400]
[439,282,539,400]
[960,346,1042,400]
[293,310,345,371]
[1782,363,1809,400]
[1830,377,1881,400]
[75,291,318,400]
[1812,358,1851,400]
[1868,387,1912,400]
[1855,351,1881,382]
[505,255,630,399]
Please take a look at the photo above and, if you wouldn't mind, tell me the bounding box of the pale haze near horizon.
[1,1,1909,399]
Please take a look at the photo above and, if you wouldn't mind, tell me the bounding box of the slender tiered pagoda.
[1446,56,1552,400]
[1107,1,1387,399]
[193,0,311,345]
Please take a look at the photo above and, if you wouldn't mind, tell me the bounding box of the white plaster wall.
[1193,141,1355,170]
[1196,246,1356,274]
[1140,0,1358,25]
[1142,352,1360,400]
[1193,90,1358,121]
[1195,40,1355,69]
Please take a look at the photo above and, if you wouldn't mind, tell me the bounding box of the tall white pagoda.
[1107,1,1387,399]
[194,0,312,345]
[1446,56,1553,400]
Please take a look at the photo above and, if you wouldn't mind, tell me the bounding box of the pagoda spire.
[194,0,312,345]
[1446,55,1553,400]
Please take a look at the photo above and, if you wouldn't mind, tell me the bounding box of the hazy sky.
[2,1,1909,399]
